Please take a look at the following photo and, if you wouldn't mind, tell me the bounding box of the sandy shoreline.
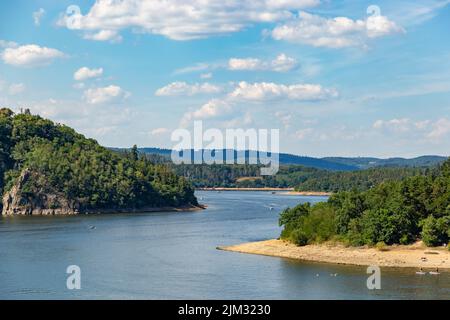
[197,187,294,191]
[218,239,450,270]
[284,191,332,196]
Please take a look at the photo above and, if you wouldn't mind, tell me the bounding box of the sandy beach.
[283,191,333,196]
[218,239,450,270]
[197,187,294,191]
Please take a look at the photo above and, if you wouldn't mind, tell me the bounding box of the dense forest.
[169,163,430,192]
[137,148,446,170]
[279,158,450,248]
[0,108,197,214]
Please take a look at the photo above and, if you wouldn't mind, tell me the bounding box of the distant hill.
[131,148,447,171]
[322,156,447,169]
[135,148,358,171]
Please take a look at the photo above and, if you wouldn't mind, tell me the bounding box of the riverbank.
[197,187,294,192]
[197,188,331,196]
[86,203,207,214]
[218,239,450,270]
[1,204,206,216]
[283,191,332,196]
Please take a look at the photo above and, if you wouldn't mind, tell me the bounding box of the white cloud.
[74,67,104,81]
[1,44,64,67]
[228,53,297,72]
[179,80,338,127]
[83,30,123,42]
[8,83,25,95]
[427,118,450,139]
[271,11,404,48]
[83,85,130,104]
[0,40,18,48]
[373,118,450,140]
[33,8,46,26]
[150,127,169,135]
[59,0,319,41]
[229,81,338,101]
[373,118,411,132]
[155,82,221,96]
[181,99,233,126]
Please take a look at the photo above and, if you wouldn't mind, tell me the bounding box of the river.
[0,191,448,299]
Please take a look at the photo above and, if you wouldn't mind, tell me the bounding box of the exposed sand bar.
[283,191,332,196]
[198,187,294,191]
[218,239,450,270]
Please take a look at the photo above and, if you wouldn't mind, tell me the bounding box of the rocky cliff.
[1,169,80,216]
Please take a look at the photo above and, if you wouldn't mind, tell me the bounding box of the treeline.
[0,108,197,212]
[294,167,432,192]
[279,158,450,247]
[169,163,429,192]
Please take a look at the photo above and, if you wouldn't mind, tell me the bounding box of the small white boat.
[415,272,426,275]
[429,271,440,275]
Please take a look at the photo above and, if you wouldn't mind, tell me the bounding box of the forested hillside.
[136,148,446,171]
[279,158,450,247]
[0,108,197,215]
[169,163,429,192]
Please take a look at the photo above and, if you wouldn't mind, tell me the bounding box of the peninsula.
[0,108,199,215]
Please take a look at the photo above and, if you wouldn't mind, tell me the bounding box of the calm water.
[0,191,449,300]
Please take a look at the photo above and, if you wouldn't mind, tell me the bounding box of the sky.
[0,0,449,158]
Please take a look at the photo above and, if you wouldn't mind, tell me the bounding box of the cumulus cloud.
[33,8,46,26]
[59,0,319,41]
[228,53,297,72]
[180,80,338,127]
[83,85,130,104]
[1,44,64,67]
[74,67,104,81]
[271,11,404,48]
[181,99,233,126]
[229,81,338,101]
[155,82,221,96]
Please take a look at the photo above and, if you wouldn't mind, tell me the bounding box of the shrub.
[375,241,388,251]
[280,202,337,246]
[421,216,450,246]
[290,229,308,246]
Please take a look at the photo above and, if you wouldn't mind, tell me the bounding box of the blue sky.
[0,0,449,157]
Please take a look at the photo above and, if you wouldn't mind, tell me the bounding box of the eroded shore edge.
[218,239,450,270]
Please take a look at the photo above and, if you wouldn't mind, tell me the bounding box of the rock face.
[1,169,80,216]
